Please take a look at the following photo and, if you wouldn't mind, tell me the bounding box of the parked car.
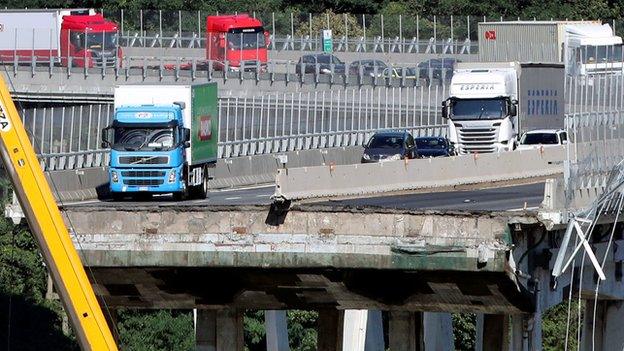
[418,58,460,85]
[517,129,567,151]
[415,137,455,157]
[296,53,346,75]
[348,59,388,76]
[379,67,418,79]
[361,130,418,163]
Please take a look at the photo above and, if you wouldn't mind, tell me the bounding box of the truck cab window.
[451,98,507,120]
[113,127,176,151]
[227,28,265,49]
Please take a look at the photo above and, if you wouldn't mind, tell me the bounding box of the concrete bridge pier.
[581,299,624,351]
[388,311,454,351]
[265,310,290,351]
[195,309,244,351]
[342,310,385,351]
[318,309,344,351]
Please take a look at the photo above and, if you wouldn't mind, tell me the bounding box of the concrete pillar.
[582,300,624,351]
[342,310,384,351]
[318,309,344,351]
[422,312,454,351]
[474,314,483,351]
[364,310,385,351]
[195,309,244,351]
[196,310,216,351]
[388,311,422,351]
[265,310,290,351]
[510,315,525,351]
[482,314,509,351]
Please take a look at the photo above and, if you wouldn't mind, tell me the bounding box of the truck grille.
[121,170,166,178]
[458,127,497,154]
[118,156,169,165]
[123,179,164,186]
[92,51,117,68]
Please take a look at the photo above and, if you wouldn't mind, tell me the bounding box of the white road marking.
[224,196,242,200]
[507,206,539,212]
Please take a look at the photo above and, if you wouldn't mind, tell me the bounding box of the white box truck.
[442,62,565,154]
[479,21,623,76]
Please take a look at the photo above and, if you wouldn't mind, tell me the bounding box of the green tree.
[295,10,364,39]
[543,300,583,351]
[116,309,195,351]
[452,313,476,351]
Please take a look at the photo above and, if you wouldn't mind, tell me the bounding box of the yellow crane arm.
[0,75,118,350]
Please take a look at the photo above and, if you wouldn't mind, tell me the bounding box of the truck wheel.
[189,169,208,200]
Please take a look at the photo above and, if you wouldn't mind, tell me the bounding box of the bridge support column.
[582,299,624,351]
[317,309,344,351]
[475,314,509,351]
[195,309,244,351]
[388,311,422,351]
[265,310,290,351]
[342,310,384,351]
[422,312,454,350]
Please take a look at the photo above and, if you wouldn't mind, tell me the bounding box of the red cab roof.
[206,14,263,32]
[61,13,118,32]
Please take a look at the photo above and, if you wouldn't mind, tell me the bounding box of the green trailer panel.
[190,83,218,166]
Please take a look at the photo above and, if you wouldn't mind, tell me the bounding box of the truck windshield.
[73,32,118,50]
[580,45,623,63]
[451,98,506,120]
[520,133,559,145]
[112,127,176,151]
[227,29,266,49]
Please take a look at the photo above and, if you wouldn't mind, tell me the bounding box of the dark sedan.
[296,53,346,75]
[348,59,388,76]
[415,137,455,157]
[417,58,460,85]
[361,131,418,163]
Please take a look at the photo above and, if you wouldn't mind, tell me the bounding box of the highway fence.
[106,11,480,54]
[19,85,449,171]
[564,51,624,211]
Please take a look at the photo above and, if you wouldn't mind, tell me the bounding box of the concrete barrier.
[43,146,365,201]
[274,146,565,201]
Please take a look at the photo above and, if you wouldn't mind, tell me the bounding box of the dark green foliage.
[244,310,266,350]
[0,215,79,350]
[116,309,195,351]
[543,300,583,351]
[287,310,317,351]
[452,313,476,351]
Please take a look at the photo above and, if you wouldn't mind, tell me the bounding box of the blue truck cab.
[103,104,190,198]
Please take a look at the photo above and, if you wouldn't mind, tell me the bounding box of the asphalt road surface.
[66,182,545,212]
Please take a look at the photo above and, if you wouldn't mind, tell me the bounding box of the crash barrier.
[273,146,565,201]
[43,146,364,202]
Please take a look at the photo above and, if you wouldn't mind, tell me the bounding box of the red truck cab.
[60,13,121,68]
[206,15,269,71]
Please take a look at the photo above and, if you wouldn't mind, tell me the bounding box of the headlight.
[362,154,371,160]
[388,154,401,161]
[111,171,118,183]
[168,169,176,183]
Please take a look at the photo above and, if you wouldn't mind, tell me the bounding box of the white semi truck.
[442,62,565,155]
[478,21,623,76]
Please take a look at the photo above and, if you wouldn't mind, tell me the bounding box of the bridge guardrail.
[273,146,565,201]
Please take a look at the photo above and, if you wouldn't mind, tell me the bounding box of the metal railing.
[21,85,450,170]
[108,10,479,53]
[3,53,460,88]
[218,85,449,158]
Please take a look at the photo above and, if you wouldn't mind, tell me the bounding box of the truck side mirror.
[264,31,271,47]
[184,128,191,142]
[441,100,449,119]
[510,102,518,117]
[174,101,186,110]
[101,127,112,148]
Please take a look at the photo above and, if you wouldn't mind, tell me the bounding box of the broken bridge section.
[64,204,535,314]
